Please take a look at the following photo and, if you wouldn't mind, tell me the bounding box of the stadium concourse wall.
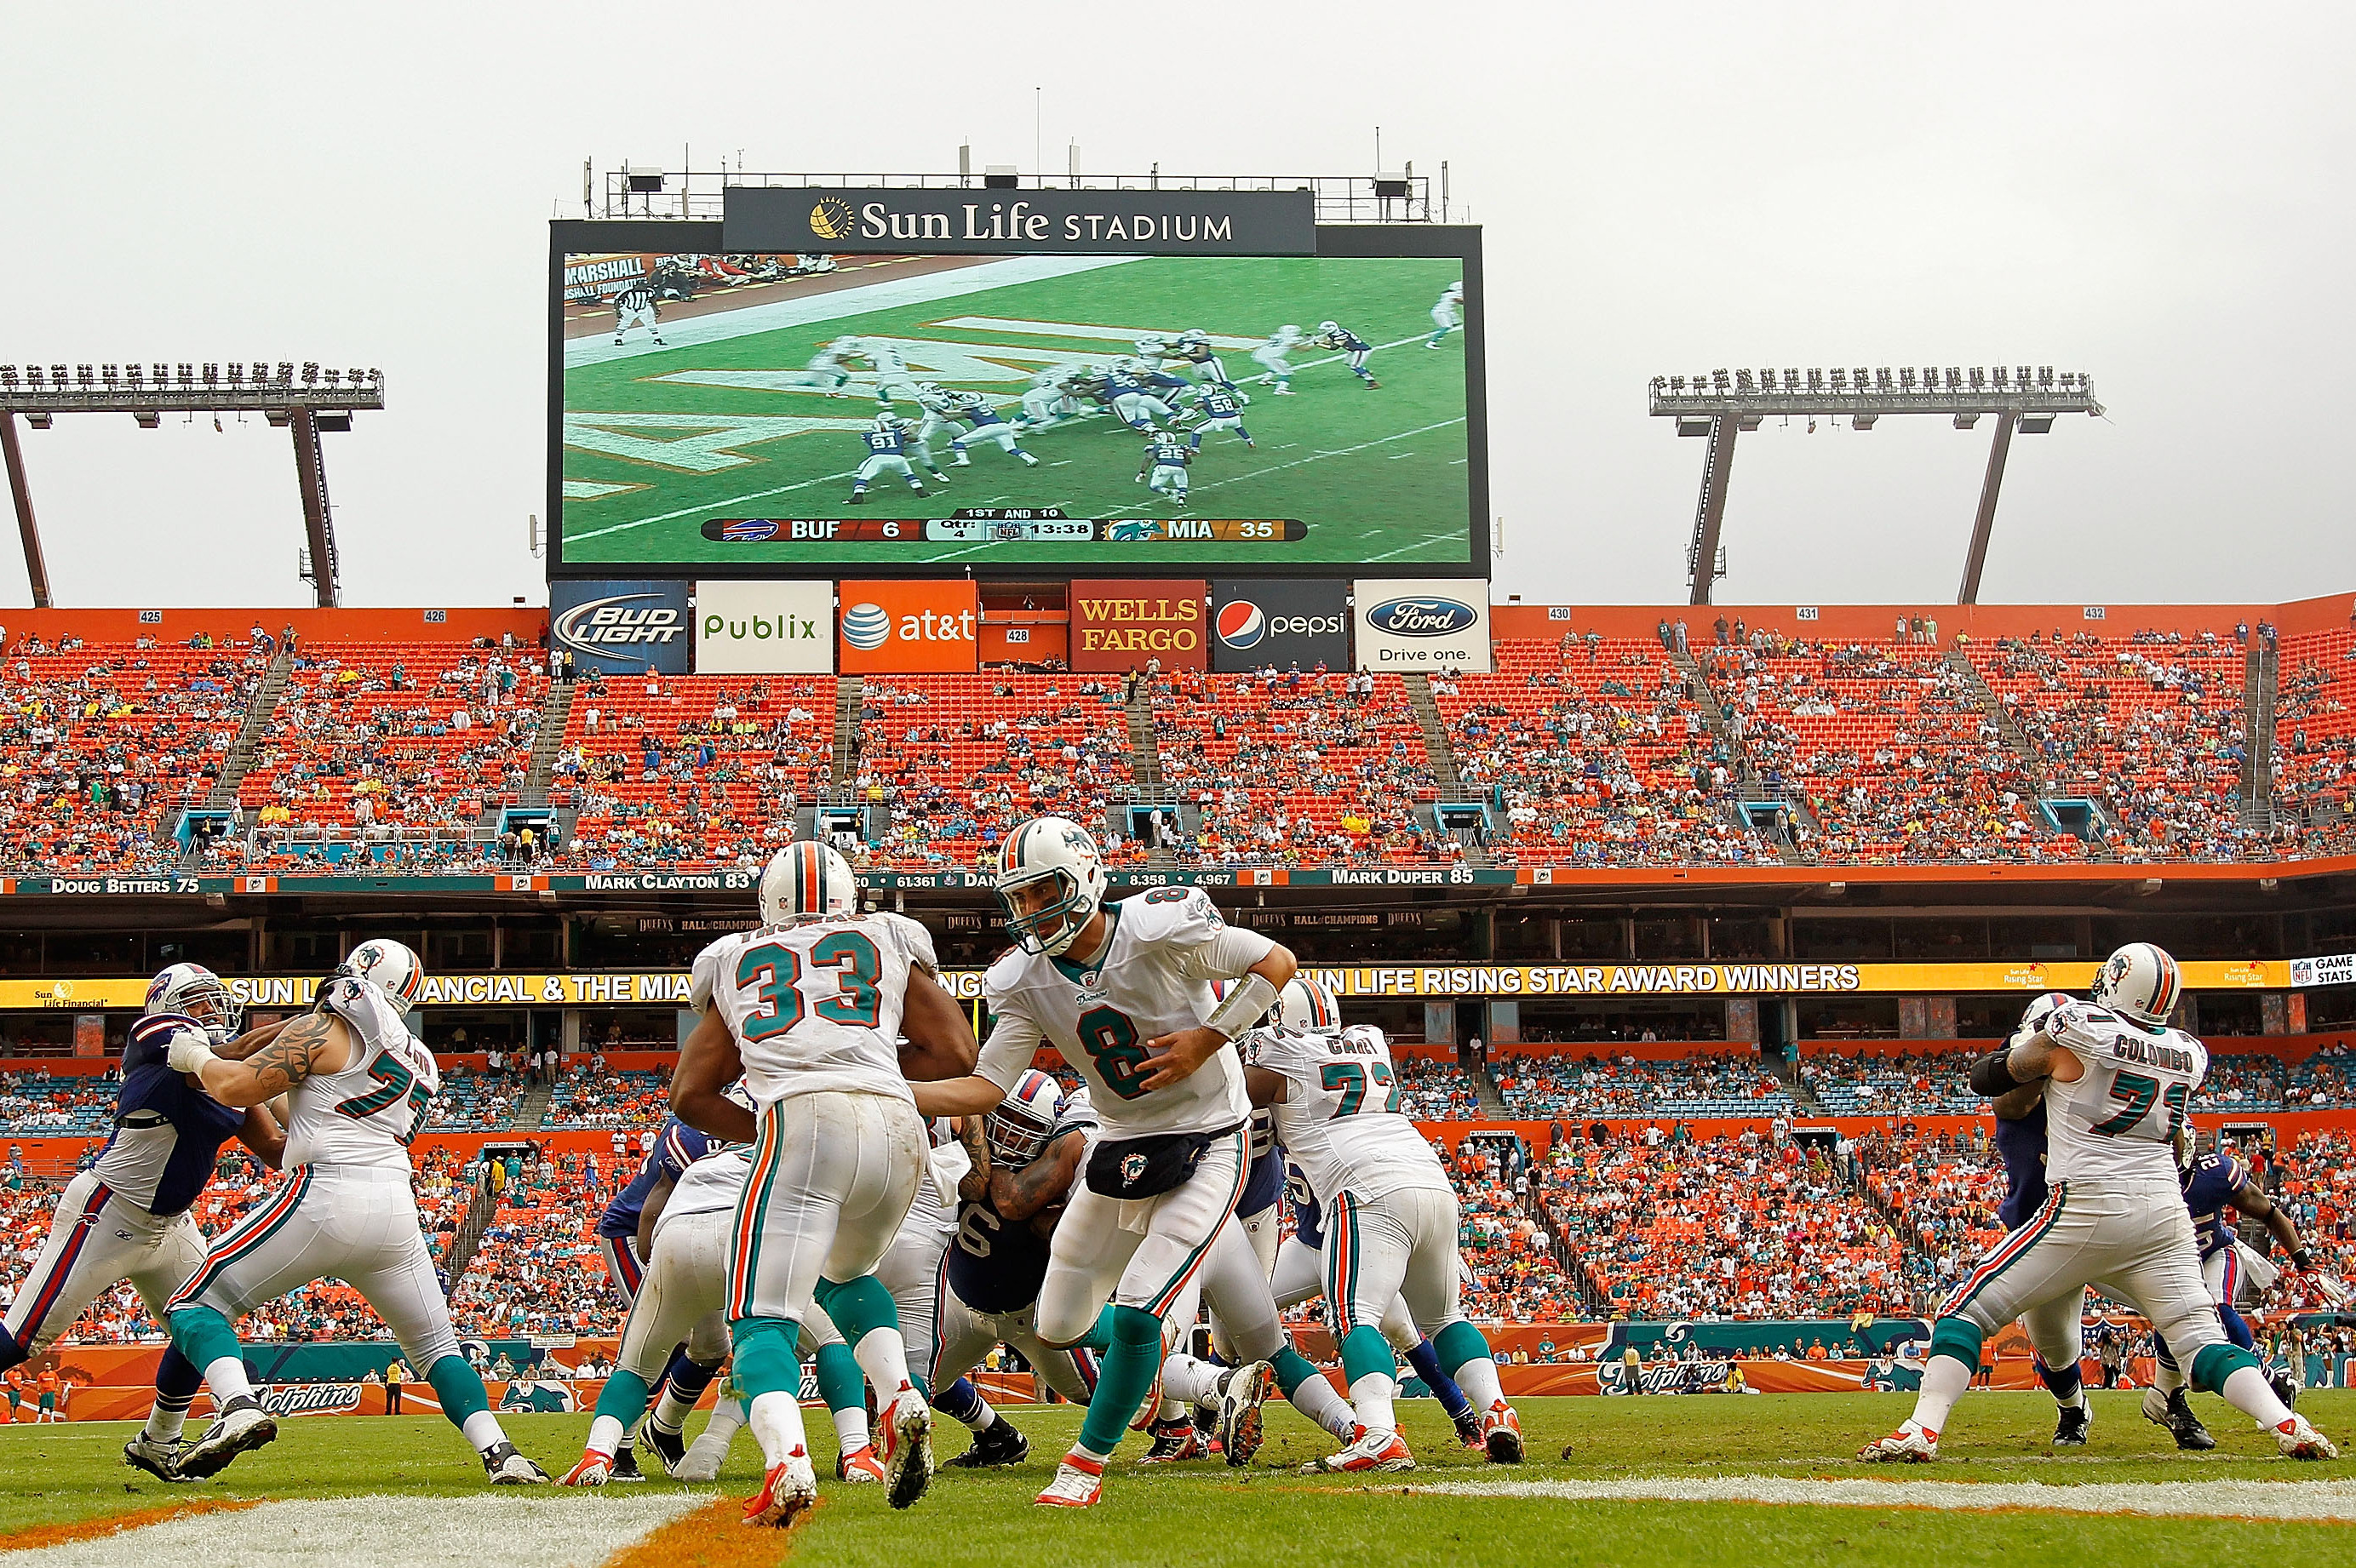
[0,606,547,644]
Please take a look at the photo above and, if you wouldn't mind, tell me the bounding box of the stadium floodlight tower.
[1649,365,2102,605]
[0,361,386,607]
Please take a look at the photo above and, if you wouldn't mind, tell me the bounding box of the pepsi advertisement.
[1208,579,1351,672]
[548,579,691,675]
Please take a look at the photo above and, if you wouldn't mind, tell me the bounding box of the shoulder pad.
[874,911,941,976]
[983,947,1036,1005]
[1117,885,1225,947]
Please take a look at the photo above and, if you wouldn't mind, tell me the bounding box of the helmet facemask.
[985,1100,1056,1166]
[996,867,1092,957]
[181,979,244,1044]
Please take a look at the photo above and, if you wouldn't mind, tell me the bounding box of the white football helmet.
[986,1068,1066,1166]
[2092,941,2181,1027]
[144,961,242,1043]
[994,815,1107,958]
[342,938,425,1016]
[760,840,857,928]
[1274,976,1341,1033]
[1317,319,1340,335]
[2009,990,2072,1048]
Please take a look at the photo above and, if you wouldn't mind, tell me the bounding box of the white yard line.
[1407,1476,2356,1523]
[4,1491,713,1566]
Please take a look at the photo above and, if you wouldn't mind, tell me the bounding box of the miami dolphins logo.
[1121,1152,1148,1184]
[810,197,855,242]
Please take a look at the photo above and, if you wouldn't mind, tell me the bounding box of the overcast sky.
[3,4,2348,611]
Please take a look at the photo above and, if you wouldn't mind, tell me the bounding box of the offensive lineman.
[910,815,1301,1509]
[1860,943,2336,1462]
[669,840,980,1526]
[1242,978,1522,1471]
[0,964,285,1481]
[162,941,548,1483]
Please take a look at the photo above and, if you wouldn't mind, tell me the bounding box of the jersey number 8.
[735,932,885,1042]
[1076,1006,1153,1100]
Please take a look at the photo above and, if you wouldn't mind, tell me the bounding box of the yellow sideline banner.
[0,959,2289,1012]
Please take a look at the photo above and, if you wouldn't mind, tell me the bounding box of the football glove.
[165,1024,217,1076]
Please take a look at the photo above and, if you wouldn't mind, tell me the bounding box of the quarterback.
[913,815,1298,1508]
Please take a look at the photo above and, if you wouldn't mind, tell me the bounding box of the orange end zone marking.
[0,1498,261,1554]
[599,1494,823,1568]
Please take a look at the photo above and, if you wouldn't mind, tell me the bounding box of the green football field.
[559,256,1473,570]
[14,1392,2356,1565]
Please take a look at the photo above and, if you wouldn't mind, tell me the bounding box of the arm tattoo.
[244,1014,336,1098]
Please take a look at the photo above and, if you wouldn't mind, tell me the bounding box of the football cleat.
[847,490,867,506]
[1128,1364,1167,1433]
[2272,1369,2302,1411]
[946,1417,1029,1469]
[1858,1422,1938,1463]
[483,1442,550,1485]
[1364,378,1382,389]
[176,1395,278,1479]
[1453,1405,1488,1449]
[2051,1402,2092,1447]
[2278,1415,2339,1460]
[837,1444,886,1484]
[880,1384,934,1511]
[1035,1451,1106,1508]
[674,1429,734,1484]
[2141,1387,2216,1451]
[744,1451,818,1527]
[1304,1424,1415,1474]
[122,1434,196,1483]
[609,1441,646,1482]
[634,1416,684,1476]
[1482,1400,1526,1464]
[559,1450,613,1487]
[1213,1359,1272,1468]
[1136,1417,1203,1463]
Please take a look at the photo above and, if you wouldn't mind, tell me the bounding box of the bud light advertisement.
[549,579,691,675]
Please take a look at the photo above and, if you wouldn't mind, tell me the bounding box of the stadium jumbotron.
[7,37,2356,1562]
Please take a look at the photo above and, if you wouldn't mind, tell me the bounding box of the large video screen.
[553,237,1481,575]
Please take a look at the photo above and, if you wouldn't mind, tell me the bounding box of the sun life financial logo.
[810,197,856,243]
[553,595,684,655]
[1367,596,1477,638]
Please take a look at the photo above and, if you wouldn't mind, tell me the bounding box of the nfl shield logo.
[1121,1152,1149,1184]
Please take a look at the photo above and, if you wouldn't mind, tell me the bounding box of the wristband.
[1967,1049,2020,1098]
[1205,973,1280,1042]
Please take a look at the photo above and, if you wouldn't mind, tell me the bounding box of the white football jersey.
[282,976,439,1171]
[1248,1023,1446,1205]
[2040,999,2208,1186]
[978,886,1271,1139]
[690,912,937,1113]
[656,1147,750,1243]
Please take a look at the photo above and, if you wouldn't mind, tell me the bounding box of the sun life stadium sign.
[721,187,1316,257]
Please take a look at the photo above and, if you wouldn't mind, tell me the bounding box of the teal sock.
[426,1353,491,1432]
[2191,1342,2262,1395]
[1077,1305,1163,1456]
[1056,1303,1119,1354]
[730,1317,801,1405]
[814,1342,865,1413]
[1431,1319,1494,1381]
[1271,1344,1326,1399]
[166,1306,244,1374]
[592,1368,653,1427]
[1341,1325,1396,1388]
[1928,1318,1985,1371]
[811,1275,899,1345]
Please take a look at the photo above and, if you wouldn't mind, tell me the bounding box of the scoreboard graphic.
[550,227,1485,578]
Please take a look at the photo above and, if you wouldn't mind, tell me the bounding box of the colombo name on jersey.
[2039,999,2209,1186]
[976,886,1272,1138]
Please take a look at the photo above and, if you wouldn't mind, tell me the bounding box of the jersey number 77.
[735,931,885,1040]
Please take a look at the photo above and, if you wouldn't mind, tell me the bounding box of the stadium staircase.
[1762,1052,1823,1113]
[439,1170,502,1282]
[1947,650,2119,861]
[1122,679,1181,866]
[1404,674,1490,866]
[829,675,862,788]
[517,1078,558,1131]
[2241,642,2279,828]
[1676,650,1814,863]
[203,645,292,809]
[1469,1058,1510,1117]
[518,677,576,807]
